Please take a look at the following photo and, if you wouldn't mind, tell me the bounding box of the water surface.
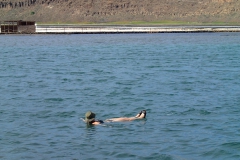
[0,33,240,160]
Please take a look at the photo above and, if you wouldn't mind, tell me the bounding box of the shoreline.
[1,25,240,34]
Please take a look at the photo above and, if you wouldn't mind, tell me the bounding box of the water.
[0,33,240,160]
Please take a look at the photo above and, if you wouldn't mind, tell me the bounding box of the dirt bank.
[0,0,239,24]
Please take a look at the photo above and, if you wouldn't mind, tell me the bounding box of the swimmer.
[84,110,147,125]
[84,111,104,125]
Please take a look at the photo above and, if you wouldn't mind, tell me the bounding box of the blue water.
[0,33,240,160]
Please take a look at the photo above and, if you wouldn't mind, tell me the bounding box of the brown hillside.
[0,0,239,24]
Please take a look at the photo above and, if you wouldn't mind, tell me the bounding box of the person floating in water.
[84,110,147,125]
[84,111,104,125]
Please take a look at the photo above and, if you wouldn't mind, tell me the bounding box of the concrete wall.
[1,25,240,34]
[36,26,240,33]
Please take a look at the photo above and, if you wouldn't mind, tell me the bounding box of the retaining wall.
[35,26,240,33]
[1,25,240,34]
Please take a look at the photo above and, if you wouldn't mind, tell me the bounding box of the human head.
[85,111,96,124]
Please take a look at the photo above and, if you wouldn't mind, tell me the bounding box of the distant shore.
[35,25,240,34]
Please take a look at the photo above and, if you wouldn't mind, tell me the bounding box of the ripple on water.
[1,33,240,160]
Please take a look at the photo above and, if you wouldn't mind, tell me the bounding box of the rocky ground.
[0,0,239,24]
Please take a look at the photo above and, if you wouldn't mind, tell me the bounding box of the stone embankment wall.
[1,25,240,34]
[35,25,240,34]
[0,0,239,23]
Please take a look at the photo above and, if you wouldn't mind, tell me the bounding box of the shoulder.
[91,120,104,125]
[92,121,101,125]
